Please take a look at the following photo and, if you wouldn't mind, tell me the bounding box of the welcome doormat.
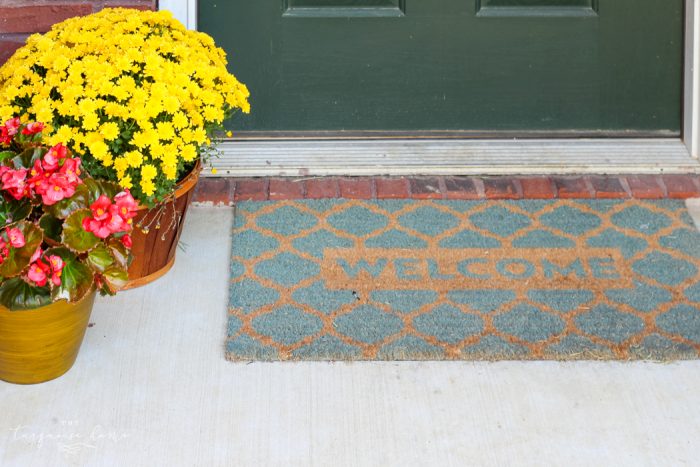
[227,200,700,361]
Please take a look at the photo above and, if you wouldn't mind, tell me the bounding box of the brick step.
[193,174,700,205]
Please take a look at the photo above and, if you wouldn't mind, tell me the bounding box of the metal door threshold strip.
[209,139,700,177]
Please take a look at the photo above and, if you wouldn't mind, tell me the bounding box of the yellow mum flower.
[141,164,157,181]
[48,125,74,146]
[82,112,100,131]
[155,121,175,141]
[180,144,197,162]
[100,122,120,140]
[120,175,133,190]
[163,163,177,181]
[114,157,129,178]
[172,112,189,130]
[140,179,155,196]
[88,140,109,161]
[125,150,144,168]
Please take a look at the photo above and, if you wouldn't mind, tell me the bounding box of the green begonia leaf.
[62,208,99,253]
[86,240,130,294]
[38,213,63,243]
[0,198,32,225]
[45,183,90,219]
[107,237,130,269]
[0,221,43,278]
[12,147,45,170]
[83,178,122,203]
[86,243,114,272]
[100,267,128,294]
[0,277,51,310]
[45,247,93,303]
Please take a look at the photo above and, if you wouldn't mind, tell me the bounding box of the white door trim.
[160,0,700,176]
[685,0,699,158]
[158,0,197,30]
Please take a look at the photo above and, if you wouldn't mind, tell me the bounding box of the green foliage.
[86,240,130,293]
[99,267,128,294]
[62,209,99,253]
[0,277,52,310]
[45,183,90,219]
[86,244,114,272]
[45,247,94,303]
[0,199,31,225]
[83,178,123,203]
[38,213,62,243]
[12,147,45,169]
[0,222,43,278]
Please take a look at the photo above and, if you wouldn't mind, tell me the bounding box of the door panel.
[284,0,406,18]
[199,0,683,136]
[476,0,597,17]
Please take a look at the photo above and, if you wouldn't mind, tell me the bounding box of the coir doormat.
[227,200,700,361]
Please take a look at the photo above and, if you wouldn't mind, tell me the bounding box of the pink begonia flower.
[114,190,139,220]
[47,255,65,286]
[6,227,25,248]
[42,151,60,172]
[0,238,7,264]
[90,195,112,221]
[21,122,45,135]
[83,192,137,239]
[0,126,10,145]
[49,143,68,160]
[30,247,42,264]
[105,205,126,233]
[59,157,81,184]
[4,118,20,136]
[27,259,50,287]
[121,234,132,248]
[82,217,112,239]
[1,168,28,200]
[40,173,76,205]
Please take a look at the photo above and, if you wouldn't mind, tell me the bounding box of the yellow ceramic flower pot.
[0,291,96,385]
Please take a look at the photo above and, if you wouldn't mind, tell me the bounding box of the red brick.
[0,5,93,34]
[304,178,339,199]
[269,178,304,200]
[624,175,665,199]
[519,177,555,199]
[338,178,373,199]
[0,35,26,64]
[588,176,630,199]
[661,175,700,199]
[234,178,269,201]
[443,177,481,199]
[99,1,157,11]
[193,178,234,205]
[409,178,442,199]
[553,177,593,198]
[375,177,409,199]
[482,177,521,200]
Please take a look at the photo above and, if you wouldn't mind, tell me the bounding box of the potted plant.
[0,8,250,288]
[0,119,137,384]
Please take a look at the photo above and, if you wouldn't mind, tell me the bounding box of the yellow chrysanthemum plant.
[0,8,250,207]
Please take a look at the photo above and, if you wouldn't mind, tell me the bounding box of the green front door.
[198,0,683,136]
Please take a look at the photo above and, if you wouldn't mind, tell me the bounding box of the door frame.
[160,0,700,176]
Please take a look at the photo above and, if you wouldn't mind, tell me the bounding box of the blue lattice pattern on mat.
[227,200,700,361]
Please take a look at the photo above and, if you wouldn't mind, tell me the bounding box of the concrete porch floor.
[1,205,700,466]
